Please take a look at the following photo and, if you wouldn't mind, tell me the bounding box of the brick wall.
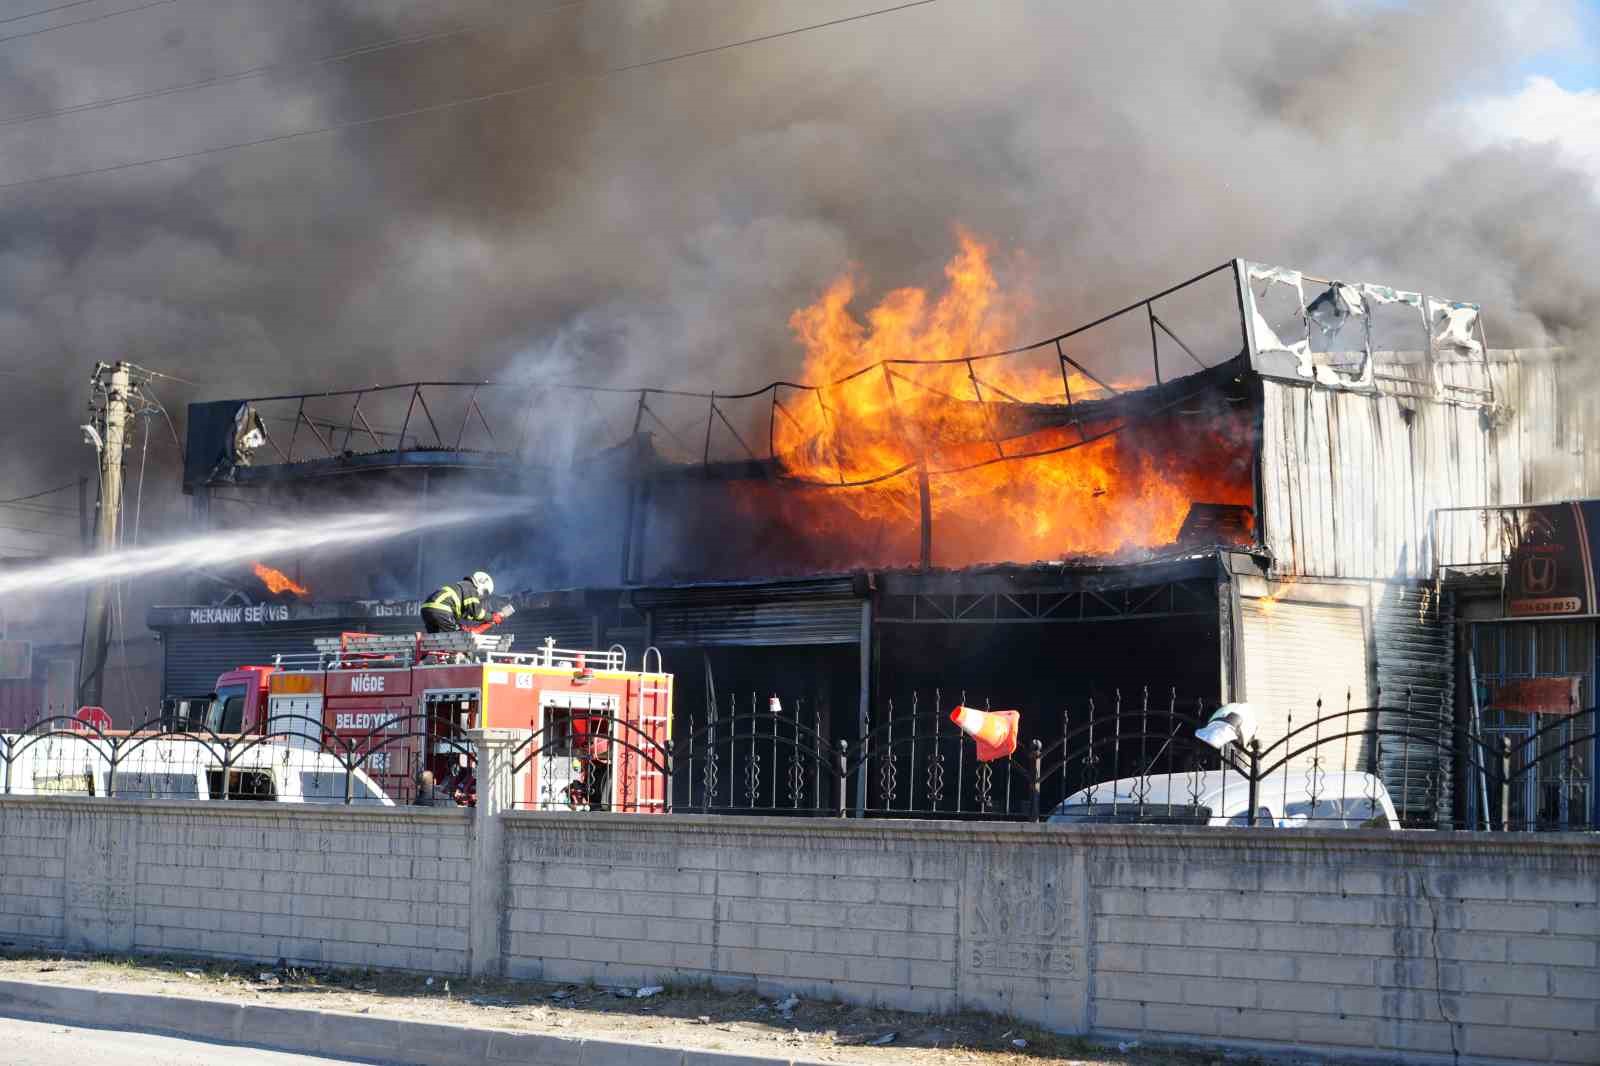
[1,797,1596,1065]
[0,798,472,974]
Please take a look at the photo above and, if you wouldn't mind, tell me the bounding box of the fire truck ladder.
[632,645,670,812]
[309,631,516,668]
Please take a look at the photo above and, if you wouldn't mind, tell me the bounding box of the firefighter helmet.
[470,571,495,597]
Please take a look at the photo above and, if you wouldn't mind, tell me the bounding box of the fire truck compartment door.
[267,694,324,746]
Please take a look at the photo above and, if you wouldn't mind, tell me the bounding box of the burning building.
[160,251,1596,825]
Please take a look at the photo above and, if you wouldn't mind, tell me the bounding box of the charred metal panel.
[1374,583,1455,826]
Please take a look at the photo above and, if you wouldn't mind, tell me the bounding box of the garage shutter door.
[159,618,417,701]
[633,578,864,647]
[1242,599,1371,768]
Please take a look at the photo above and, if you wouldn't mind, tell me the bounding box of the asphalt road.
[0,1015,381,1065]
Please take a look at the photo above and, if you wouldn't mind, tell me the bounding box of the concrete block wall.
[0,798,472,974]
[499,815,1597,1065]
[1088,838,1600,1064]
[502,824,972,1015]
[2,796,1596,1065]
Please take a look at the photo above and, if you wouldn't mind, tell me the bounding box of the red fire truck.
[164,633,673,809]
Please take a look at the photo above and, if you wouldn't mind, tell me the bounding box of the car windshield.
[1051,802,1211,825]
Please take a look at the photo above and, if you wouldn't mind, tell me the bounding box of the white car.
[1048,769,1399,828]
[0,734,393,805]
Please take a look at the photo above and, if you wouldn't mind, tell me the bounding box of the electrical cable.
[0,0,177,48]
[0,0,111,29]
[0,500,79,517]
[0,0,940,192]
[135,382,186,461]
[0,521,74,538]
[0,480,77,504]
[0,0,587,129]
[131,410,148,547]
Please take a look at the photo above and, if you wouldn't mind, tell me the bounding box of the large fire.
[252,562,309,597]
[743,233,1254,569]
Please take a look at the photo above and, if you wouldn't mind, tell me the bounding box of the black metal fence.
[4,693,1593,830]
[499,689,1594,831]
[0,712,473,808]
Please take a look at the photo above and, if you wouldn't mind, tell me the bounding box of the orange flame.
[746,232,1254,569]
[252,562,309,597]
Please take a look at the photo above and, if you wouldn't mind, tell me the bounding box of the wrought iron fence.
[0,711,475,808]
[5,692,1592,830]
[500,688,1592,830]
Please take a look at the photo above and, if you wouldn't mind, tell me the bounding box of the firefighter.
[420,571,513,633]
[411,770,454,806]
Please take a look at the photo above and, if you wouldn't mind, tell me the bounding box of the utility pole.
[77,361,135,710]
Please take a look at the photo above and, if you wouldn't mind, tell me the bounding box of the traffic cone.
[949,705,1020,762]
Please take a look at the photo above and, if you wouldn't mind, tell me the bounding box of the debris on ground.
[0,947,1252,1065]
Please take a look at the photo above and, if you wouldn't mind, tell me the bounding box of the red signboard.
[1488,677,1583,716]
[73,705,113,732]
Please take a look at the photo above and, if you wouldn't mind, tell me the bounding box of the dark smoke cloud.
[1,0,1596,561]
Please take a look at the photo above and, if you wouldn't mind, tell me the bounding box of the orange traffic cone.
[949,705,1020,762]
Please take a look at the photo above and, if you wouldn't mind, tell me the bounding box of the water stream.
[0,504,526,597]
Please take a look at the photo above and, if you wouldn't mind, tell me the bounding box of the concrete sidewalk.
[0,978,818,1066]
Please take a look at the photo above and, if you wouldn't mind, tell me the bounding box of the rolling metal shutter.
[1242,598,1371,768]
[1374,584,1456,825]
[500,612,596,653]
[158,618,416,700]
[633,578,864,647]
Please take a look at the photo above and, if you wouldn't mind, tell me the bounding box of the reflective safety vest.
[422,580,486,622]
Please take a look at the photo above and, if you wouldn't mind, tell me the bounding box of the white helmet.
[470,571,494,597]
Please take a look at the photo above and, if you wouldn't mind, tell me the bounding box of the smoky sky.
[2,0,1598,553]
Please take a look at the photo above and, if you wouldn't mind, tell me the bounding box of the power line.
[0,0,177,48]
[0,480,77,505]
[0,0,941,193]
[0,520,73,538]
[0,501,78,517]
[0,1,588,129]
[0,0,108,29]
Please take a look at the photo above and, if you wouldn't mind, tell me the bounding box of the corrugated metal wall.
[1260,350,1600,580]
[1373,584,1455,826]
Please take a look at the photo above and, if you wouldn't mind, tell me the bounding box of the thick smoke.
[1,0,1597,572]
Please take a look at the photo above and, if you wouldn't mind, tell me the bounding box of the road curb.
[0,978,827,1066]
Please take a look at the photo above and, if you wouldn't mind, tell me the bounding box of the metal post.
[837,740,849,817]
[702,393,716,469]
[917,464,932,570]
[620,392,648,584]
[1146,303,1162,385]
[1246,738,1261,826]
[1499,736,1512,831]
[663,739,674,815]
[79,361,133,710]
[880,366,933,569]
[1030,739,1043,821]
